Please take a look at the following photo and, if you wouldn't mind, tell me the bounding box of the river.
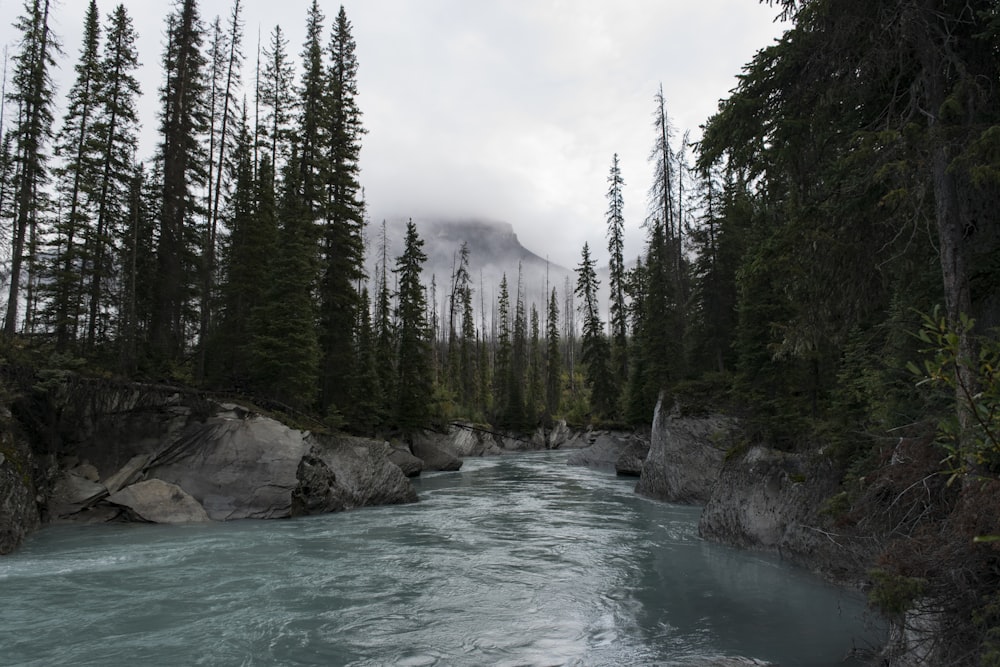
[0,451,882,666]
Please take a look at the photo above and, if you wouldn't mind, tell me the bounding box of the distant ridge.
[370,218,574,308]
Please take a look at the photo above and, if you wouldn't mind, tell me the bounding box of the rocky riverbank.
[0,376,590,554]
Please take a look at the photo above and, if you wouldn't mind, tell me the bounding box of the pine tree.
[46,0,100,349]
[493,274,512,425]
[258,25,294,176]
[248,149,319,409]
[294,0,326,216]
[118,164,155,374]
[87,3,141,350]
[198,0,244,379]
[5,0,60,337]
[457,244,474,390]
[527,303,543,422]
[606,152,628,397]
[394,219,431,432]
[624,256,652,424]
[318,5,367,413]
[545,286,562,417]
[373,220,396,419]
[576,242,615,420]
[213,111,269,385]
[152,0,208,364]
[504,267,529,430]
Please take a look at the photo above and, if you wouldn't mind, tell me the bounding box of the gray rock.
[442,424,502,457]
[411,435,463,471]
[302,436,418,511]
[108,479,211,523]
[103,454,151,494]
[387,444,424,477]
[49,472,106,519]
[0,426,40,554]
[697,445,857,582]
[614,437,649,476]
[635,395,736,504]
[547,420,577,449]
[72,462,100,482]
[149,414,309,520]
[566,432,634,471]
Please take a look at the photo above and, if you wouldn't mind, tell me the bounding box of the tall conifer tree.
[5,0,59,337]
[318,5,366,413]
[152,0,208,363]
[87,3,141,350]
[46,0,100,348]
[394,219,431,431]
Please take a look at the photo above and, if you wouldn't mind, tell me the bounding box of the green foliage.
[394,220,431,432]
[974,593,1000,667]
[868,568,926,619]
[908,308,1000,478]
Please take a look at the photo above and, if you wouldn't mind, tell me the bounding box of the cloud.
[0,0,786,269]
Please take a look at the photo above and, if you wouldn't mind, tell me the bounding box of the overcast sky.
[1,0,786,269]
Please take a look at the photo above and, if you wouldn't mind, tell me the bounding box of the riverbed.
[0,451,882,665]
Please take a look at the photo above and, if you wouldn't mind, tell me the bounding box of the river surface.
[0,451,882,666]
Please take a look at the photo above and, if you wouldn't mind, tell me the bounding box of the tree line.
[0,0,733,437]
[3,0,999,458]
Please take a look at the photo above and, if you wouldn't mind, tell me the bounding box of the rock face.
[387,443,424,477]
[439,424,503,457]
[0,410,40,555]
[108,479,211,523]
[566,432,649,472]
[614,438,648,476]
[411,433,463,471]
[697,446,856,582]
[5,383,418,541]
[635,397,736,503]
[149,411,311,520]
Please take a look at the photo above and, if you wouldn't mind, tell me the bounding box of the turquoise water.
[0,452,882,665]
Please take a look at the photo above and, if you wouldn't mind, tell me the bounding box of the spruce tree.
[259,25,294,176]
[5,0,59,337]
[493,274,512,425]
[46,0,100,349]
[504,267,528,430]
[318,5,366,414]
[213,111,269,385]
[575,242,615,420]
[152,0,208,364]
[350,287,383,433]
[87,3,141,350]
[248,150,319,409]
[545,287,562,417]
[394,219,431,432]
[198,0,244,379]
[606,153,628,399]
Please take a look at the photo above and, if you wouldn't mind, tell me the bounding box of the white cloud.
[0,0,786,269]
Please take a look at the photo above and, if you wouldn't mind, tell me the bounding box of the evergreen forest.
[2,0,1000,660]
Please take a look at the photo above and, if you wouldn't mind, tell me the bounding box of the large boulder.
[566,432,644,472]
[301,435,418,512]
[148,413,418,520]
[387,443,424,477]
[635,396,736,504]
[411,433,463,471]
[48,471,106,519]
[441,424,503,457]
[108,479,211,523]
[149,413,310,520]
[614,438,649,477]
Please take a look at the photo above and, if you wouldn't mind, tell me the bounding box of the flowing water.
[0,452,882,666]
